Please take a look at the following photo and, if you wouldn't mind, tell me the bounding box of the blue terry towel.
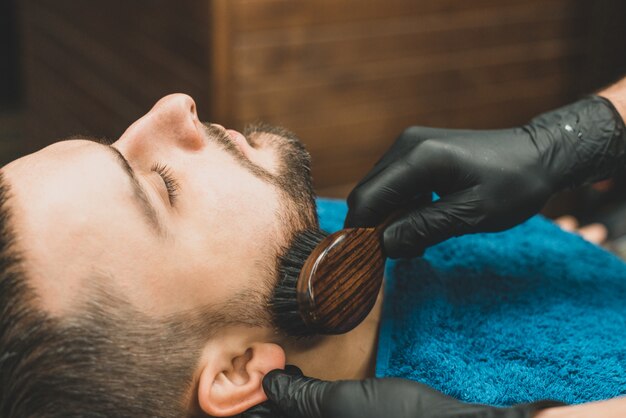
[316,197,626,406]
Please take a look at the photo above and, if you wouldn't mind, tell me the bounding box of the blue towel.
[316,197,626,406]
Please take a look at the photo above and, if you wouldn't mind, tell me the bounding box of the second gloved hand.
[345,96,626,258]
[242,366,563,418]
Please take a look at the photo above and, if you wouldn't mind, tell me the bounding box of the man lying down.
[0,94,380,417]
[3,92,626,418]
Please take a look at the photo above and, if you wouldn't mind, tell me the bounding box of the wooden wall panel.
[20,0,211,152]
[232,0,538,31]
[234,3,578,78]
[20,0,622,196]
[222,0,591,194]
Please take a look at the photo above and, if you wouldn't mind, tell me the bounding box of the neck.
[281,287,384,380]
[599,77,626,121]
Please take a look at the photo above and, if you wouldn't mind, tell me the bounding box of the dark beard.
[202,121,317,229]
[244,123,318,230]
[204,121,320,335]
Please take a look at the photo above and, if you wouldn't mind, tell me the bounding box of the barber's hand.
[346,96,626,258]
[241,366,563,418]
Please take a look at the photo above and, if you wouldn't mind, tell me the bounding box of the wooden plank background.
[20,0,212,149]
[19,0,626,196]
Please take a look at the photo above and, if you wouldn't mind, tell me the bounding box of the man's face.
[2,94,317,415]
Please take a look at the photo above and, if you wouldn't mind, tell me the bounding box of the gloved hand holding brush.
[345,93,626,258]
[241,366,564,418]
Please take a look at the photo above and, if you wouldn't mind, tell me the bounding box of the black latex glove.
[345,96,626,258]
[241,366,564,418]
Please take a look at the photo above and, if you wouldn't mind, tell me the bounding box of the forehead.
[4,138,282,224]
[1,139,285,315]
[3,141,129,237]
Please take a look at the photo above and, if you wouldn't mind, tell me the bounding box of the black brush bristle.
[271,228,329,337]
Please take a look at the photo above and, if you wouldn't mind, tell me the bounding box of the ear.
[198,342,286,417]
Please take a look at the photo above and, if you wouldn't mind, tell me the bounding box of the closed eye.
[151,163,180,205]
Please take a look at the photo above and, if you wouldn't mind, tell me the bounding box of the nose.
[146,93,203,150]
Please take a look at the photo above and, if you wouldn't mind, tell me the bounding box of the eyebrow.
[100,144,166,236]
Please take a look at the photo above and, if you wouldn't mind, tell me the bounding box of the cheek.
[175,167,285,290]
[185,161,284,242]
[192,185,282,260]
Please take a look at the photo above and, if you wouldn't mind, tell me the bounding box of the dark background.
[1,0,20,110]
[1,0,626,211]
[0,0,23,160]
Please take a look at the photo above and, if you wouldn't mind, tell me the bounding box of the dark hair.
[243,123,319,231]
[0,173,273,417]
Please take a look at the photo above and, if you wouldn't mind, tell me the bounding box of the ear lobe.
[198,343,286,417]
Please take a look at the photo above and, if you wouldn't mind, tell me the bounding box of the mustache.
[203,121,315,225]
[202,123,239,151]
[203,121,304,152]
[201,122,279,187]
[244,122,304,150]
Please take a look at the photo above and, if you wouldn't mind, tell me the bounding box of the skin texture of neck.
[599,77,626,121]
[281,287,384,380]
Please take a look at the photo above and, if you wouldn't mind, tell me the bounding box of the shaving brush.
[271,225,386,336]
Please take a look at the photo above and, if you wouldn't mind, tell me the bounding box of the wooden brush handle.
[297,225,386,335]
